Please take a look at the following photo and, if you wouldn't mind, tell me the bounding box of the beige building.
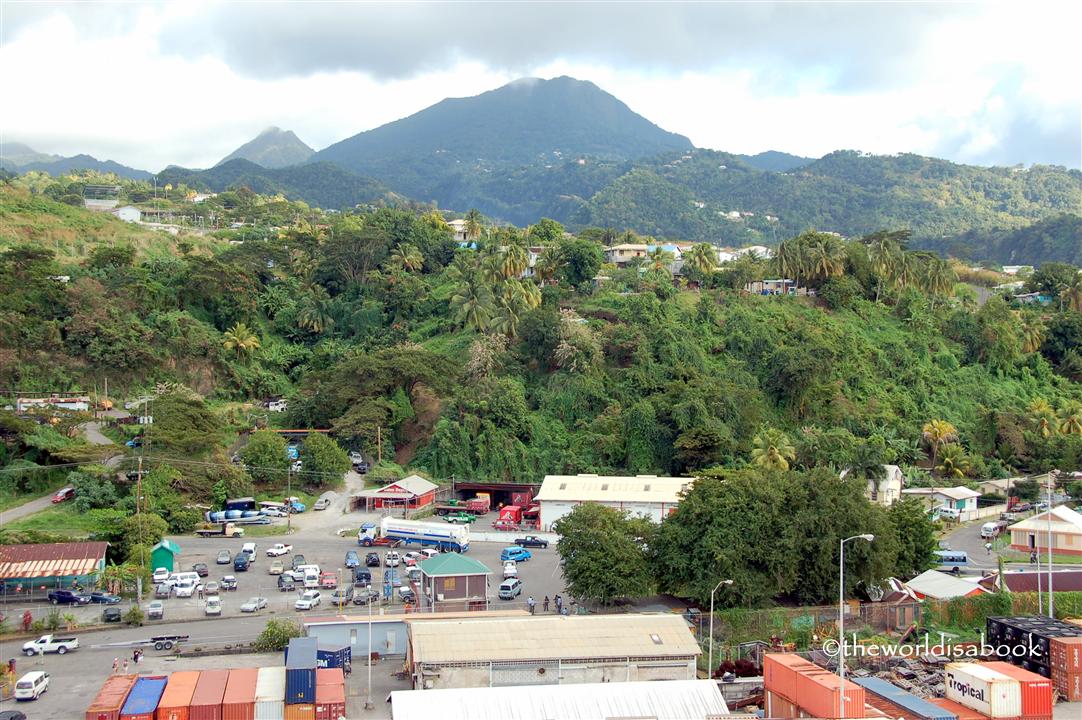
[1009,506,1082,556]
[406,613,700,690]
[535,474,694,531]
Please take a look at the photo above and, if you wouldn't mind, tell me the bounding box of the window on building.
[444,577,456,590]
[601,484,608,491]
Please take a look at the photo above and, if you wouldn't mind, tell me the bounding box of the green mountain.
[0,149,152,181]
[736,150,814,172]
[918,213,1082,266]
[0,141,59,166]
[156,159,404,210]
[311,76,693,202]
[217,127,314,169]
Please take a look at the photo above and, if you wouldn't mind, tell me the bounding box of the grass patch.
[1001,550,1082,565]
[0,481,67,513]
[238,523,291,537]
[3,504,100,537]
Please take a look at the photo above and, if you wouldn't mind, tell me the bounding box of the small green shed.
[150,539,181,572]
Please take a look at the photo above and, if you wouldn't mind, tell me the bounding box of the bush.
[819,276,863,311]
[253,618,303,652]
[123,606,145,626]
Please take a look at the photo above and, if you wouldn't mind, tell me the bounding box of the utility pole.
[1048,471,1057,618]
[377,426,382,465]
[287,467,292,535]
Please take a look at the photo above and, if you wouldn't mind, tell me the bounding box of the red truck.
[492,505,522,531]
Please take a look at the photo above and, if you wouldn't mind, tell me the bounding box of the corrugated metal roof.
[390,679,728,720]
[304,609,529,626]
[153,539,181,554]
[418,552,491,577]
[904,570,987,600]
[0,542,108,580]
[1009,505,1082,533]
[410,613,700,664]
[536,474,694,504]
[354,474,439,499]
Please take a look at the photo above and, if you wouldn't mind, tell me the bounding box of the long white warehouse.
[535,474,694,531]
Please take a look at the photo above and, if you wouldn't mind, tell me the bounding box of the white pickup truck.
[266,543,293,557]
[22,634,79,656]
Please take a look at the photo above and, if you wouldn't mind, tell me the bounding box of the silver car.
[147,600,164,619]
[240,596,268,613]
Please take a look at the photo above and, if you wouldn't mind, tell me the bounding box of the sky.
[2,1,1079,171]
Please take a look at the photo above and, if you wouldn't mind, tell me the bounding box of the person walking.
[555,594,563,614]
[122,659,129,674]
[985,542,993,555]
[197,585,204,600]
[1030,550,1038,564]
[8,658,15,676]
[543,596,550,612]
[527,596,536,614]
[112,657,119,674]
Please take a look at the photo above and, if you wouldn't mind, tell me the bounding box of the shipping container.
[314,682,345,720]
[765,690,802,719]
[87,674,139,720]
[190,669,230,720]
[120,676,169,720]
[795,664,865,719]
[1050,667,1082,702]
[945,662,1022,719]
[1050,636,1082,673]
[283,704,315,720]
[929,697,992,720]
[222,668,259,720]
[982,662,1052,718]
[286,637,318,705]
[852,677,957,720]
[764,653,818,704]
[315,669,344,686]
[285,643,350,670]
[157,671,200,720]
[255,667,286,720]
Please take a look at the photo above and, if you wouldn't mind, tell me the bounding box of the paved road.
[0,493,57,525]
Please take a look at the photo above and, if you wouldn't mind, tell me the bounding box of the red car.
[319,572,338,589]
[51,487,75,504]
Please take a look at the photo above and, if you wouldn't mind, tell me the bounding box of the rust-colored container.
[157,671,200,720]
[928,697,988,720]
[795,665,866,719]
[222,669,258,720]
[190,669,229,720]
[765,690,803,718]
[314,683,345,720]
[1050,636,1082,673]
[983,661,1052,718]
[862,692,923,720]
[87,675,139,720]
[764,653,818,704]
[314,668,343,686]
[1050,668,1082,702]
[283,704,315,720]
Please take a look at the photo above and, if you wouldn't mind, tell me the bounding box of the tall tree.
[921,419,958,470]
[500,243,529,279]
[751,428,796,471]
[389,243,424,273]
[222,322,261,356]
[1028,398,1057,438]
[1059,401,1082,436]
[464,208,483,241]
[553,503,656,606]
[450,277,494,332]
[935,443,971,478]
[684,242,718,279]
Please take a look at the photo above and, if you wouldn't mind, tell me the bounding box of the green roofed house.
[418,552,491,612]
[150,539,181,573]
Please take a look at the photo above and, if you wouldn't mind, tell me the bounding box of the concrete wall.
[1010,529,1082,555]
[418,657,696,690]
[306,618,410,657]
[540,500,674,531]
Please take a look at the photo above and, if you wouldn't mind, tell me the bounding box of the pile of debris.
[849,654,950,698]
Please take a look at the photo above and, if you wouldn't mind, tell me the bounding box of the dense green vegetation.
[920,213,1082,266]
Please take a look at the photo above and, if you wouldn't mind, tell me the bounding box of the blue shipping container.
[852,677,957,720]
[119,675,168,718]
[286,636,318,704]
[317,643,351,669]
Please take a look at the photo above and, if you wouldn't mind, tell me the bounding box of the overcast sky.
[2,1,1079,171]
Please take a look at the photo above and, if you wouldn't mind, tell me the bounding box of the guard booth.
[150,539,181,572]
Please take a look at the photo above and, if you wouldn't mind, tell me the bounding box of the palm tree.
[893,251,919,290]
[685,243,718,279]
[490,299,521,338]
[96,562,137,594]
[750,428,796,471]
[1058,401,1082,436]
[866,233,903,302]
[921,419,958,470]
[921,256,957,303]
[222,322,260,356]
[1020,317,1045,353]
[775,237,806,288]
[464,208,483,242]
[646,246,675,277]
[806,234,845,283]
[297,286,334,333]
[450,278,494,332]
[534,246,563,286]
[501,244,529,279]
[390,243,424,273]
[1061,272,1082,313]
[1028,398,1057,438]
[935,444,971,478]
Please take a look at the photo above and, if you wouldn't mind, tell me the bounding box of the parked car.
[174,581,198,598]
[0,710,28,720]
[147,601,165,619]
[344,550,360,568]
[444,511,476,525]
[154,583,171,599]
[365,552,380,567]
[397,585,415,603]
[313,498,331,511]
[278,575,296,592]
[216,550,232,564]
[500,546,532,563]
[233,554,250,572]
[51,487,75,504]
[502,561,518,579]
[349,451,364,466]
[192,563,210,577]
[352,587,379,606]
[102,607,122,623]
[513,535,549,549]
[385,551,401,567]
[21,635,79,656]
[152,567,171,584]
[498,578,523,600]
[88,592,121,604]
[331,586,354,604]
[240,596,268,613]
[204,581,220,596]
[14,671,49,701]
[266,543,293,557]
[1013,502,1033,512]
[262,507,288,518]
[420,549,439,560]
[295,590,321,610]
[220,575,238,591]
[319,572,338,589]
[292,554,307,570]
[204,596,222,616]
[353,568,372,586]
[403,551,423,566]
[407,566,422,583]
[47,590,90,606]
[269,559,285,575]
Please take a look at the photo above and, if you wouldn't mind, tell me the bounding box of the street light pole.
[839,534,875,720]
[708,579,733,679]
[366,581,373,710]
[1048,471,1057,618]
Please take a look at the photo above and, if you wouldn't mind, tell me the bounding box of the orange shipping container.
[283,704,315,720]
[983,662,1053,718]
[1050,668,1082,702]
[221,669,258,720]
[795,665,866,720]
[764,653,819,704]
[190,669,230,720]
[765,690,802,719]
[314,682,345,720]
[156,671,200,720]
[929,697,989,720]
[1050,636,1082,673]
[314,668,344,686]
[87,675,139,720]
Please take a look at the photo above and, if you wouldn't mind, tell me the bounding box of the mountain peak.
[217,128,314,169]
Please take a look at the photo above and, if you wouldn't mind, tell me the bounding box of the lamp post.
[707,579,733,680]
[839,534,875,720]
[1048,470,1058,618]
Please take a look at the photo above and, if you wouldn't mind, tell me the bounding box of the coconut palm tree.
[750,428,796,471]
[389,243,424,273]
[805,234,845,284]
[1061,272,1082,313]
[866,233,903,302]
[450,278,494,332]
[222,322,261,356]
[1028,398,1057,438]
[534,246,563,286]
[775,237,806,289]
[646,246,675,277]
[490,299,521,338]
[96,562,137,595]
[921,256,957,303]
[464,208,483,242]
[921,419,958,470]
[501,243,529,279]
[1058,401,1082,436]
[935,444,971,478]
[1020,317,1046,353]
[297,286,334,333]
[685,243,718,279]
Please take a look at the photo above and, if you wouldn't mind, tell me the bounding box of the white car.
[204,596,222,616]
[152,567,171,583]
[385,551,401,567]
[295,590,321,610]
[503,561,518,579]
[403,551,424,566]
[262,507,288,518]
[240,596,268,613]
[174,581,198,598]
[14,671,50,700]
[266,544,293,557]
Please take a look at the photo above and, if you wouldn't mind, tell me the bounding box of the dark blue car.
[233,554,250,572]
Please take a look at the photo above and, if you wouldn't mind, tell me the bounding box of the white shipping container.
[945,662,1022,718]
[255,665,286,720]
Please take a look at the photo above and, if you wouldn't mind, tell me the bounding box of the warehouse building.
[1009,505,1082,555]
[0,542,109,597]
[303,610,528,657]
[390,679,729,720]
[406,613,700,690]
[535,474,694,530]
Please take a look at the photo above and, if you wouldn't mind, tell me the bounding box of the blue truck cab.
[500,546,532,562]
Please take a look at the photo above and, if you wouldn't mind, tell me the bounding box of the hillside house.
[901,486,982,521]
[448,219,469,242]
[1009,506,1082,556]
